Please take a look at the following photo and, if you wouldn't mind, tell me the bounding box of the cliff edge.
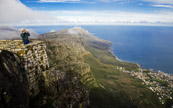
[0,40,89,108]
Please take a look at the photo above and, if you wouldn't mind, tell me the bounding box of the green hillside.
[84,43,163,108]
[39,27,164,108]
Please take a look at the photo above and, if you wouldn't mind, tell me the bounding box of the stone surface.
[0,50,29,108]
[0,40,90,108]
[0,40,49,96]
[41,70,90,108]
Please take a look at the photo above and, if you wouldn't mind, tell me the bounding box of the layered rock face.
[43,70,89,108]
[41,35,98,87]
[0,40,49,96]
[39,27,102,88]
[0,40,89,108]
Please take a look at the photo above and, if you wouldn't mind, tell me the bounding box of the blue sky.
[20,0,172,12]
[0,0,173,26]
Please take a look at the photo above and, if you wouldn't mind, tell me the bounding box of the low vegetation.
[39,27,164,108]
[84,43,163,108]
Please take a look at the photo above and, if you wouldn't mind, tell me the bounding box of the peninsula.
[0,27,172,108]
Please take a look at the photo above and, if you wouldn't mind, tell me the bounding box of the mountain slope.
[39,27,163,108]
[84,43,162,108]
[39,28,98,87]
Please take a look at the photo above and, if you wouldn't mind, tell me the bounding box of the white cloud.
[100,0,173,5]
[142,0,173,4]
[37,0,96,4]
[152,4,173,8]
[0,26,38,39]
[36,0,173,4]
[50,30,56,32]
[38,0,80,3]
[0,0,56,26]
[99,0,122,2]
[0,0,173,26]
[45,10,173,25]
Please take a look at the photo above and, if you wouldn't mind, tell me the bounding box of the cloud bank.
[100,0,173,4]
[38,0,80,3]
[37,0,173,4]
[47,10,173,25]
[0,0,173,26]
[0,0,56,26]
[0,26,38,39]
[142,0,173,5]
[142,0,173,8]
[152,4,173,8]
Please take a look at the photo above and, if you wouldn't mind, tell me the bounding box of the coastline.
[109,47,141,68]
[106,44,173,104]
[108,44,173,76]
[109,49,173,76]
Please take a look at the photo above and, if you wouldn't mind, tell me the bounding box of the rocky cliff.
[39,28,99,88]
[0,40,89,108]
[0,40,49,97]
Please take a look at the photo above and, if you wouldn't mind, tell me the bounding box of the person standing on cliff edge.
[20,29,30,45]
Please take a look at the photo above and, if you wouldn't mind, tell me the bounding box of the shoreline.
[109,48,141,68]
[108,46,173,76]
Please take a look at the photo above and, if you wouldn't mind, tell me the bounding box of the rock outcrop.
[39,27,102,88]
[41,70,89,108]
[41,36,98,87]
[0,40,49,97]
[0,50,29,108]
[0,40,89,108]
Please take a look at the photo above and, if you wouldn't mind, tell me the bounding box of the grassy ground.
[84,44,163,108]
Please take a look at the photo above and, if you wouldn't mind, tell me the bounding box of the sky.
[0,0,173,26]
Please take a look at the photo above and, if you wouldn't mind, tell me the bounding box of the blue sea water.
[16,25,173,74]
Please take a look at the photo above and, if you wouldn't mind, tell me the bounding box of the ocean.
[16,25,173,74]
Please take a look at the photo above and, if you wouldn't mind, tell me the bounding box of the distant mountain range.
[39,27,111,49]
